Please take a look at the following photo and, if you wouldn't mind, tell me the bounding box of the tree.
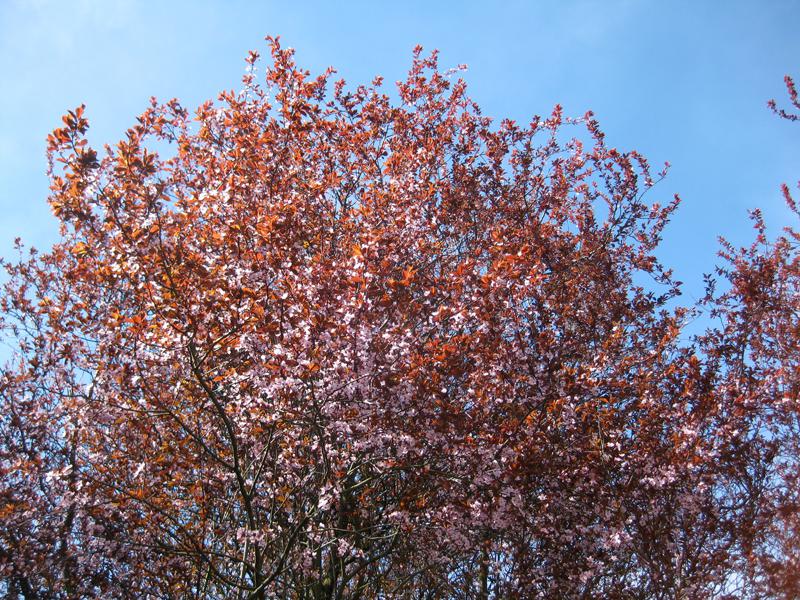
[0,38,797,598]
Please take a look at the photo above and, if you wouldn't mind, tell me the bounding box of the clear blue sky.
[1,0,798,309]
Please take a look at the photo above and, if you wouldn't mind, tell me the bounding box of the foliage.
[0,39,797,598]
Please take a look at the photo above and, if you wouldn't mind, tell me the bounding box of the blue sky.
[1,0,798,310]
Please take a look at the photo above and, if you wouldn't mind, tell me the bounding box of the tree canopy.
[1,39,798,598]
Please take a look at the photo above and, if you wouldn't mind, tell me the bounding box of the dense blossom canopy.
[0,40,798,598]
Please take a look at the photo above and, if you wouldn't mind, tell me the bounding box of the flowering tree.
[0,39,797,598]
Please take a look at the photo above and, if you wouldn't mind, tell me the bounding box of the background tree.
[0,39,797,598]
